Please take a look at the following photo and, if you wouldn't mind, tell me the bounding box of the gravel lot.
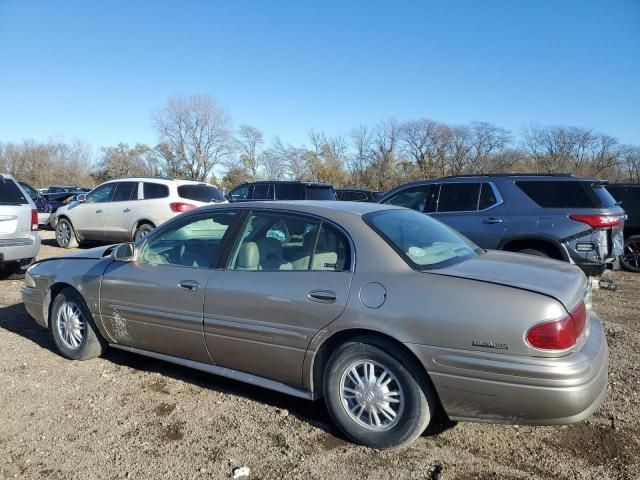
[0,231,638,480]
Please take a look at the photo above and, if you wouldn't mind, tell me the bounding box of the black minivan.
[227,181,337,202]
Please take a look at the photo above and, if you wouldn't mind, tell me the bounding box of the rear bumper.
[0,234,40,263]
[406,312,608,425]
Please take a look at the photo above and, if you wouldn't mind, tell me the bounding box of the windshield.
[364,209,481,270]
[178,184,226,203]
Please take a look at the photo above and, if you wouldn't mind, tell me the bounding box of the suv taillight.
[31,209,38,231]
[170,202,196,213]
[569,214,622,228]
[526,300,587,351]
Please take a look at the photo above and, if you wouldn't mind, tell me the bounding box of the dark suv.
[336,188,384,202]
[380,174,625,276]
[228,181,337,202]
[606,184,640,271]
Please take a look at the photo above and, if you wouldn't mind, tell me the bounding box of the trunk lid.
[431,250,587,309]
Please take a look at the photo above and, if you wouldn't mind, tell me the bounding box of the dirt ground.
[0,231,638,480]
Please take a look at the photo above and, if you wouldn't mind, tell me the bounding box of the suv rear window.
[143,182,169,199]
[516,181,616,208]
[178,184,225,203]
[0,178,29,205]
[305,186,336,200]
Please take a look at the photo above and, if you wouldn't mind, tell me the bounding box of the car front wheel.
[323,336,436,449]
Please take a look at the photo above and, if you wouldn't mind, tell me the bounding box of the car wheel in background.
[50,287,106,360]
[323,336,436,449]
[517,248,549,258]
[620,235,640,272]
[134,222,155,241]
[55,218,79,248]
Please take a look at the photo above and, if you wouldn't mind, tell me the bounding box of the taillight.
[569,214,621,228]
[31,209,38,231]
[170,202,196,213]
[526,300,587,351]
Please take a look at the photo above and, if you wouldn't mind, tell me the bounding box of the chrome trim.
[108,343,316,400]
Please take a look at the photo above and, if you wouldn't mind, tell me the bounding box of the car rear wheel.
[323,336,435,449]
[134,222,155,241]
[56,218,79,248]
[620,235,640,272]
[50,288,106,360]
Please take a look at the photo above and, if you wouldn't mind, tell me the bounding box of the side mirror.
[111,242,135,262]
[76,193,87,202]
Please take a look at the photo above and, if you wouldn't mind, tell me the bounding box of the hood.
[36,245,117,266]
[432,250,587,309]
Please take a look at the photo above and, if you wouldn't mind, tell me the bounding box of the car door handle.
[308,290,337,304]
[178,280,200,292]
[483,217,503,224]
[123,208,131,213]
[96,209,103,214]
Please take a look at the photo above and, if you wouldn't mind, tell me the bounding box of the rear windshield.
[178,184,226,203]
[516,181,617,208]
[305,186,336,200]
[364,209,481,270]
[0,178,29,205]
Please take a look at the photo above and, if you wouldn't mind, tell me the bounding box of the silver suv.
[52,177,226,248]
[380,174,625,276]
[0,174,41,278]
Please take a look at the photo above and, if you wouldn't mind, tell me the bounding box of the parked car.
[18,181,55,226]
[336,188,384,202]
[22,201,607,449]
[379,174,625,276]
[606,183,640,272]
[228,181,337,201]
[0,174,40,278]
[52,177,226,248]
[45,185,87,195]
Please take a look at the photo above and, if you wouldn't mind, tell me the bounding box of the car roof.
[236,180,333,187]
[203,200,401,216]
[100,177,216,186]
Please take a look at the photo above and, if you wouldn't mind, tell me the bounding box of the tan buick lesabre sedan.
[21,201,608,449]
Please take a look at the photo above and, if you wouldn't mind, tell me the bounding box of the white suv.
[0,174,40,278]
[53,177,226,248]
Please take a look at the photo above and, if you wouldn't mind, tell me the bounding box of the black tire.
[50,288,106,360]
[56,218,79,248]
[323,336,436,449]
[134,222,155,241]
[620,235,640,272]
[517,248,549,258]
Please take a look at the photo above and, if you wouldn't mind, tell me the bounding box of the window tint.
[478,183,498,210]
[351,192,369,202]
[305,186,336,200]
[383,185,437,212]
[229,184,251,201]
[178,184,225,203]
[437,183,481,212]
[111,182,138,202]
[0,178,29,204]
[516,181,605,208]
[274,183,304,200]
[229,212,350,271]
[252,183,274,200]
[591,185,617,208]
[365,209,480,270]
[143,182,169,199]
[86,183,115,203]
[139,211,239,268]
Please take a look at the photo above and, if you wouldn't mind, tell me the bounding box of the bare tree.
[237,125,263,181]
[154,95,234,181]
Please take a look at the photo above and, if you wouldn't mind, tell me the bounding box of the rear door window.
[178,184,225,203]
[111,182,139,202]
[0,178,29,205]
[437,183,481,212]
[252,183,274,200]
[305,186,336,200]
[274,183,304,200]
[516,181,610,208]
[478,183,498,210]
[143,182,170,199]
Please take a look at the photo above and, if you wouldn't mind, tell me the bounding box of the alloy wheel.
[622,238,640,272]
[56,301,85,349]
[57,222,71,247]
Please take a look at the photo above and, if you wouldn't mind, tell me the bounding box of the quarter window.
[138,211,240,268]
[143,182,169,199]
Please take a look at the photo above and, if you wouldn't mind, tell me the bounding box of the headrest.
[257,237,282,259]
[236,242,259,269]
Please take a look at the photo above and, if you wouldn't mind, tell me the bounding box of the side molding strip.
[108,343,316,401]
